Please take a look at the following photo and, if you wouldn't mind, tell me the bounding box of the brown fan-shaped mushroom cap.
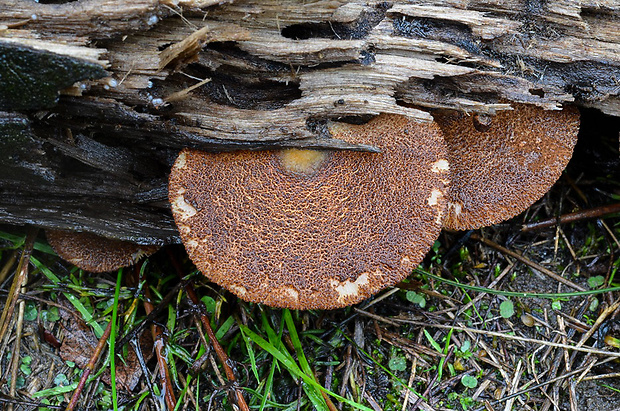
[168,114,449,310]
[434,104,580,230]
[46,230,159,272]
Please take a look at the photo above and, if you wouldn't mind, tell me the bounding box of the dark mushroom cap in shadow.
[434,104,580,230]
[46,230,159,272]
[168,114,449,310]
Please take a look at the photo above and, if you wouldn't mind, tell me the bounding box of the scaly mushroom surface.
[434,104,580,230]
[168,114,449,309]
[46,230,159,272]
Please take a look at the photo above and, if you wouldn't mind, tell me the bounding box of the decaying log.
[0,0,619,244]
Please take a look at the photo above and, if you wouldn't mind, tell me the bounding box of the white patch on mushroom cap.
[330,272,370,301]
[427,189,443,206]
[229,284,248,297]
[431,159,450,173]
[171,188,197,220]
[448,201,463,216]
[280,287,299,303]
[174,150,187,170]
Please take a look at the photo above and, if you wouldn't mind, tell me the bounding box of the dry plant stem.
[470,233,586,292]
[0,228,37,375]
[401,357,418,411]
[184,283,249,411]
[495,357,616,404]
[143,285,177,410]
[521,203,620,232]
[0,249,18,283]
[575,301,620,348]
[65,319,113,411]
[356,309,620,358]
[8,293,26,411]
[166,249,249,411]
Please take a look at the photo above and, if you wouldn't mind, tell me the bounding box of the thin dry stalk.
[184,283,249,411]
[0,250,18,283]
[143,285,177,410]
[504,360,524,411]
[65,320,113,411]
[7,294,26,411]
[0,228,37,380]
[401,357,417,410]
[356,310,620,358]
[470,233,586,292]
[166,249,249,411]
[521,203,620,232]
[575,301,620,348]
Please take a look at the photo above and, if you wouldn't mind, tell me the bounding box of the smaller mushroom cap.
[46,230,159,272]
[434,104,580,230]
[168,114,450,310]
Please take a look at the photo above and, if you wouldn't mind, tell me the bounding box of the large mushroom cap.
[168,114,449,310]
[434,104,580,230]
[46,230,159,272]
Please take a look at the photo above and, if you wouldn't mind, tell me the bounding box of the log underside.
[0,0,619,244]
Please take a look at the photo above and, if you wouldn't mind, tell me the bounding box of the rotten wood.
[0,0,619,243]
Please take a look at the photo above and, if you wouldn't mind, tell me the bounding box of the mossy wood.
[0,0,618,244]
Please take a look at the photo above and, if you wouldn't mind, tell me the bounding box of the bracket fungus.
[46,230,159,273]
[168,114,450,310]
[434,104,580,230]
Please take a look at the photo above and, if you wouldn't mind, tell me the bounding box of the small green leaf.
[201,296,216,314]
[587,276,605,289]
[406,291,426,308]
[461,374,478,388]
[20,363,32,376]
[589,298,600,312]
[24,302,37,321]
[54,374,70,386]
[42,307,60,322]
[499,300,514,319]
[388,356,407,372]
[551,300,562,310]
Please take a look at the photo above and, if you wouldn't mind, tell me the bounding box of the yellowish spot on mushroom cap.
[279,148,329,176]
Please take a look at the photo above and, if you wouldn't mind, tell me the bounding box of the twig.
[470,233,586,292]
[143,283,177,410]
[354,309,620,358]
[0,249,18,283]
[0,228,37,339]
[575,301,620,348]
[521,203,620,232]
[8,293,26,411]
[167,249,249,411]
[66,320,113,411]
[0,228,37,379]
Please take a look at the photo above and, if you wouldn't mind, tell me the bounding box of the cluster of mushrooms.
[48,103,580,310]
